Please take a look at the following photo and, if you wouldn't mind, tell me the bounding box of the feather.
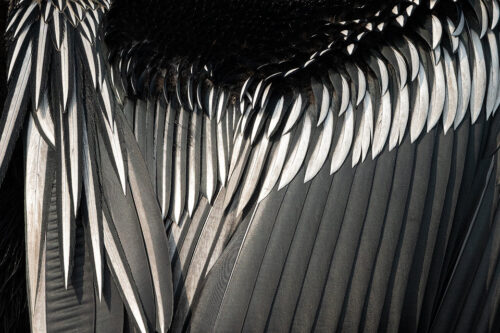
[33,91,56,147]
[188,110,202,216]
[427,54,446,132]
[442,47,458,134]
[82,121,103,299]
[330,103,354,174]
[283,93,304,134]
[34,19,49,110]
[25,116,51,320]
[455,40,472,129]
[159,103,175,219]
[372,89,391,158]
[353,92,373,165]
[469,29,487,124]
[431,15,443,50]
[102,118,127,195]
[123,122,174,333]
[202,114,218,203]
[410,63,430,142]
[305,109,334,182]
[237,135,271,215]
[389,81,410,151]
[56,107,74,290]
[102,212,149,333]
[67,81,81,216]
[257,132,291,202]
[0,40,32,185]
[216,108,229,186]
[267,95,286,137]
[172,107,188,223]
[279,111,312,189]
[485,30,499,119]
[7,26,30,82]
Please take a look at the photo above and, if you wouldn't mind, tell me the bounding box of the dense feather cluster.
[1,0,500,332]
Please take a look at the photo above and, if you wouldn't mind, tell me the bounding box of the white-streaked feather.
[0,41,32,167]
[82,121,103,299]
[410,63,430,142]
[305,109,334,182]
[7,27,29,81]
[267,95,285,137]
[279,112,312,190]
[331,103,354,174]
[339,74,350,115]
[469,30,487,124]
[257,132,291,202]
[431,15,443,49]
[103,119,127,194]
[12,2,36,38]
[405,36,420,81]
[68,84,80,216]
[372,90,391,158]
[283,94,303,134]
[389,83,409,150]
[442,48,459,134]
[32,243,47,333]
[58,108,73,290]
[455,40,472,129]
[102,214,148,333]
[486,30,499,119]
[60,23,70,111]
[356,66,367,106]
[35,19,49,110]
[427,56,445,132]
[81,36,98,89]
[25,116,49,320]
[317,84,331,126]
[34,91,56,147]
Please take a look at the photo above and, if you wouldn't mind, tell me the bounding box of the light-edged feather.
[202,114,218,203]
[56,107,74,290]
[67,81,81,216]
[7,26,29,82]
[279,111,312,190]
[237,135,271,215]
[283,93,304,134]
[102,118,127,194]
[102,212,149,333]
[257,132,291,202]
[442,47,458,133]
[24,116,50,321]
[172,107,188,223]
[455,40,472,128]
[33,91,56,147]
[427,54,446,132]
[353,91,373,165]
[485,30,499,118]
[34,18,49,110]
[0,40,32,181]
[188,110,202,216]
[469,29,487,124]
[82,120,103,299]
[389,83,409,150]
[330,102,354,173]
[305,109,334,182]
[410,63,430,142]
[372,89,391,158]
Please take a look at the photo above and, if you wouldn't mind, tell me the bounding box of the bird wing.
[1,1,173,332]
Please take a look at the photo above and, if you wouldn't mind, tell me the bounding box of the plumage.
[1,0,500,332]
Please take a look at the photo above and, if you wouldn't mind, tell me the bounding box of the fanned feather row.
[112,0,500,221]
[2,1,173,332]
